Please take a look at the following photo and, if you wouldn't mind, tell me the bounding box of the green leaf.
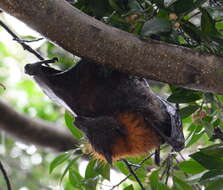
[85,160,110,181]
[205,179,223,190]
[124,184,134,190]
[65,111,83,139]
[157,9,169,19]
[190,152,220,170]
[96,163,110,180]
[201,8,219,36]
[170,0,194,14]
[49,152,70,174]
[181,20,202,43]
[167,88,202,103]
[60,155,81,183]
[69,167,84,188]
[141,18,171,36]
[109,0,121,11]
[200,170,223,184]
[178,159,206,174]
[128,0,142,12]
[180,105,199,119]
[200,144,223,156]
[85,159,97,179]
[150,170,171,190]
[84,0,113,18]
[173,176,194,190]
[169,0,206,15]
[185,129,204,148]
[115,158,147,182]
[150,170,159,188]
[190,144,223,170]
[151,0,164,7]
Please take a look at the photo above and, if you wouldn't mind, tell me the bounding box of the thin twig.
[27,57,58,66]
[14,37,44,43]
[178,152,186,161]
[188,11,201,20]
[165,154,172,185]
[136,0,145,10]
[160,159,169,180]
[0,20,44,60]
[110,153,154,190]
[0,83,6,90]
[123,159,145,190]
[0,160,12,190]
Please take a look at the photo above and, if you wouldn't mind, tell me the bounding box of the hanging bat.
[25,59,184,164]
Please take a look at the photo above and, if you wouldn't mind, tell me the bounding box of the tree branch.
[0,99,78,151]
[0,0,223,94]
[0,160,11,190]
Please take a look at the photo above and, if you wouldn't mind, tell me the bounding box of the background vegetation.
[0,0,223,189]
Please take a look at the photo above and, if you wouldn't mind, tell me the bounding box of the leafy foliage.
[0,0,223,189]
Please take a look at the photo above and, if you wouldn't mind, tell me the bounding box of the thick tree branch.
[0,0,223,94]
[0,99,78,151]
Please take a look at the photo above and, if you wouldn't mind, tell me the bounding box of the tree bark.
[0,0,223,94]
[0,99,78,151]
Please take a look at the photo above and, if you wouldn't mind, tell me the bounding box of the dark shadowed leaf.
[181,20,202,43]
[190,144,223,170]
[201,8,219,36]
[200,170,223,184]
[180,105,200,119]
[205,179,223,190]
[141,18,171,36]
[169,0,194,14]
[151,0,164,7]
[178,159,206,174]
[173,176,194,190]
[150,170,171,190]
[168,88,202,103]
[128,0,142,12]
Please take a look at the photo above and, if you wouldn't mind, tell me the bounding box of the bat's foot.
[24,57,58,75]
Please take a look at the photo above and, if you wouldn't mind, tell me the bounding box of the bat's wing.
[141,79,185,152]
[25,62,82,117]
[157,97,184,152]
